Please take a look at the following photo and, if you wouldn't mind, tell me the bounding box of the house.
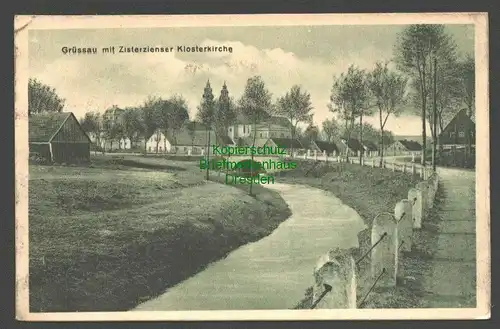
[338,138,364,157]
[309,140,339,156]
[362,141,379,157]
[264,138,304,155]
[174,129,233,155]
[438,109,475,149]
[145,129,172,153]
[386,139,422,156]
[29,112,91,163]
[227,114,292,141]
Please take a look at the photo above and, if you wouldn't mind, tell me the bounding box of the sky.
[28,24,474,136]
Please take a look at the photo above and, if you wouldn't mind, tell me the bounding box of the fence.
[304,153,439,309]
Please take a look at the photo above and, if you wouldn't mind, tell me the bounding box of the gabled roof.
[232,113,291,128]
[439,109,475,136]
[312,140,339,153]
[172,129,217,147]
[269,138,303,149]
[235,137,269,148]
[362,141,378,151]
[341,138,364,152]
[398,139,422,151]
[29,112,91,143]
[217,135,235,146]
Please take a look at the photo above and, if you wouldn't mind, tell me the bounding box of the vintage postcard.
[15,13,490,321]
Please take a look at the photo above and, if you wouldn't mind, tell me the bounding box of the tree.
[367,61,408,165]
[303,124,319,147]
[80,111,103,154]
[121,107,142,149]
[186,120,198,150]
[214,82,237,142]
[458,54,475,157]
[28,78,65,116]
[328,65,371,160]
[138,97,161,154]
[197,80,216,180]
[167,95,190,153]
[102,106,124,151]
[394,24,458,166]
[321,118,339,142]
[275,85,314,155]
[238,76,272,196]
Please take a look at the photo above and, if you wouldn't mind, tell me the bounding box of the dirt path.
[133,182,366,311]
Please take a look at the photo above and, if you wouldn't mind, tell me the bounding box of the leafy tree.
[367,61,408,164]
[321,118,339,142]
[214,82,237,142]
[328,65,371,160]
[394,24,458,165]
[167,95,190,153]
[185,121,198,150]
[275,85,314,154]
[138,97,161,154]
[102,106,125,151]
[121,107,143,149]
[80,111,103,153]
[303,124,319,147]
[196,80,216,180]
[238,76,272,195]
[28,78,65,116]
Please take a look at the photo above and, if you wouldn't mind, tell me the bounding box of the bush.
[29,152,49,165]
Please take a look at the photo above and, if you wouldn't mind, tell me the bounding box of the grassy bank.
[276,159,426,308]
[29,155,291,312]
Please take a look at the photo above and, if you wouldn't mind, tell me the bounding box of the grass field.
[277,159,428,308]
[29,155,291,312]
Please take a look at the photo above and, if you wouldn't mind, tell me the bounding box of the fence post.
[313,248,357,309]
[304,153,307,160]
[371,213,398,288]
[394,200,412,253]
[415,182,428,225]
[324,152,328,163]
[314,150,318,161]
[337,155,341,163]
[420,166,424,179]
[201,148,205,156]
[392,162,396,172]
[372,158,375,168]
[188,149,192,156]
[402,163,406,174]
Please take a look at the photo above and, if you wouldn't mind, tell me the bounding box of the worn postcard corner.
[14,13,489,322]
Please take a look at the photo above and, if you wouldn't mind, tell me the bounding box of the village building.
[145,129,171,153]
[438,109,475,150]
[338,138,364,157]
[227,114,292,141]
[309,140,339,156]
[362,141,379,157]
[29,112,91,163]
[386,139,422,156]
[264,138,305,156]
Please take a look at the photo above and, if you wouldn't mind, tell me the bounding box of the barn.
[29,112,92,163]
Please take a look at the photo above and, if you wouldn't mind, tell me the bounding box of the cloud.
[31,38,424,135]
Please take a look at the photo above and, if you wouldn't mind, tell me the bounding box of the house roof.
[29,112,73,143]
[341,138,364,151]
[233,113,291,128]
[269,138,303,150]
[398,139,422,151]
[439,108,475,137]
[312,140,338,153]
[235,137,269,148]
[172,129,217,146]
[217,135,235,145]
[362,141,378,151]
